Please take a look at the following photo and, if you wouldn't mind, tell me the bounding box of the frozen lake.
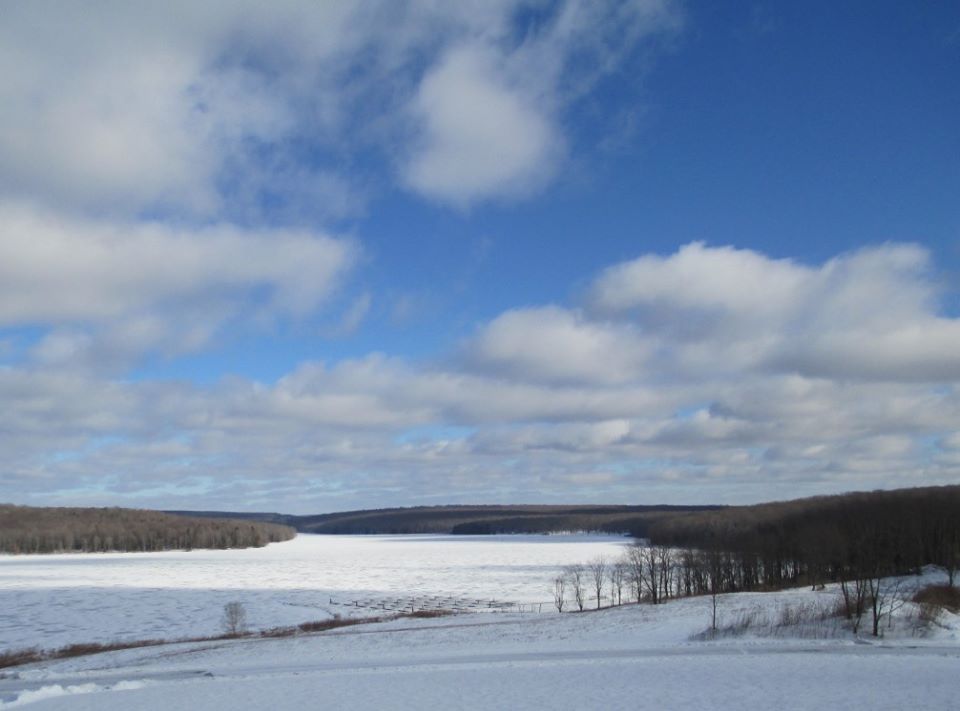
[1,533,629,652]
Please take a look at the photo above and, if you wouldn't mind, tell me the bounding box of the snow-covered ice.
[1,533,628,651]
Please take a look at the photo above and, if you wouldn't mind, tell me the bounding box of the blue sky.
[1,1,958,513]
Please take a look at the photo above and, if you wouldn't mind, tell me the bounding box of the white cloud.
[0,202,354,325]
[590,242,809,322]
[0,3,251,214]
[403,45,560,206]
[2,240,957,511]
[2,363,958,512]
[0,1,680,216]
[331,292,374,337]
[466,305,651,384]
[401,1,681,206]
[0,0,954,511]
[0,202,355,366]
[589,242,960,382]
[274,355,676,426]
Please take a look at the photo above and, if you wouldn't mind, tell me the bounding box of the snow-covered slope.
[3,535,958,709]
[2,582,957,710]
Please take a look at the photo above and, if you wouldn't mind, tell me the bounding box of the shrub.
[0,648,42,670]
[222,601,248,636]
[912,584,960,613]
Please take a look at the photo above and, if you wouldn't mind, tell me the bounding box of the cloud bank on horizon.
[1,1,958,513]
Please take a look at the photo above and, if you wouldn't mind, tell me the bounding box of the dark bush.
[913,584,960,613]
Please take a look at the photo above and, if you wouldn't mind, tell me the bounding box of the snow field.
[3,586,958,710]
[3,533,958,709]
[10,652,958,711]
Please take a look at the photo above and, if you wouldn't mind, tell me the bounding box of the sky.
[1,0,959,514]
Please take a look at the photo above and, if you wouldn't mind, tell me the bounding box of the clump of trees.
[555,545,684,611]
[555,542,909,636]
[0,505,295,554]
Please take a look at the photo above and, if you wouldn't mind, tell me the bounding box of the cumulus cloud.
[589,242,960,382]
[0,203,354,324]
[0,3,284,215]
[0,0,679,216]
[0,202,355,367]
[403,45,560,205]
[466,305,651,384]
[401,0,680,206]
[590,242,809,322]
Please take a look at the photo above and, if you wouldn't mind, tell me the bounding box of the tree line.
[556,543,907,636]
[645,485,960,589]
[208,503,721,535]
[555,548,722,614]
[0,505,296,554]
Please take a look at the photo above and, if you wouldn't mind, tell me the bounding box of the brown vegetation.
[0,609,456,670]
[0,505,295,554]
[913,584,960,613]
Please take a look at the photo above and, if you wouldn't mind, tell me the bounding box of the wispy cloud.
[0,1,680,216]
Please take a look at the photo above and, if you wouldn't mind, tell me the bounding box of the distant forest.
[171,504,721,537]
[178,486,960,590]
[0,505,296,554]
[8,484,957,579]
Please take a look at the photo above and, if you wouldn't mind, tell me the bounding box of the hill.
[0,505,296,554]
[169,504,722,536]
[646,484,960,589]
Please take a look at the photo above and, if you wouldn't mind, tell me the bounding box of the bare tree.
[608,560,626,606]
[624,544,642,602]
[840,520,887,635]
[941,525,959,587]
[566,564,586,611]
[657,546,675,602]
[868,577,907,637]
[553,575,566,612]
[641,545,661,604]
[840,576,868,633]
[222,601,247,636]
[588,557,607,609]
[704,548,724,633]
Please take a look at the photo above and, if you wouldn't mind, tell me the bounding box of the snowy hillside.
[1,579,957,710]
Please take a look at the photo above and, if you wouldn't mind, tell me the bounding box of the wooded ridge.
[169,503,722,536]
[645,485,960,589]
[0,505,295,554]
[174,486,960,590]
[6,484,956,575]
